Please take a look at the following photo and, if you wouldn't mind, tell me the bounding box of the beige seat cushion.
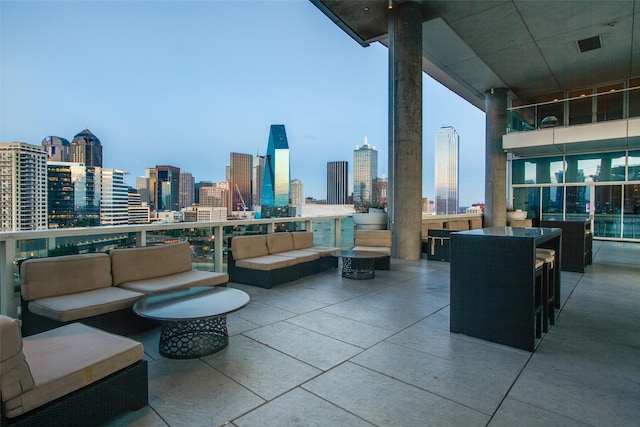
[3,322,143,418]
[266,233,295,254]
[0,315,35,410]
[421,221,445,238]
[231,235,269,260]
[275,250,320,263]
[291,232,314,249]
[20,253,112,301]
[118,270,229,294]
[301,246,340,257]
[110,242,193,286]
[235,254,300,271]
[354,230,391,248]
[352,246,392,255]
[509,219,533,227]
[27,287,144,323]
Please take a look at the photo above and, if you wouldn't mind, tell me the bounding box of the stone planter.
[352,212,388,230]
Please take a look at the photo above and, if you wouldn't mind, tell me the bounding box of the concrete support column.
[485,88,509,226]
[388,1,422,260]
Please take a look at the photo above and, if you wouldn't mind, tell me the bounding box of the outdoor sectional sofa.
[19,241,228,336]
[228,231,339,288]
[0,315,147,426]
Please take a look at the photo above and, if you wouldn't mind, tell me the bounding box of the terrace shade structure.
[312,1,640,253]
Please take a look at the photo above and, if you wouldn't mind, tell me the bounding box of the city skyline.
[0,0,486,206]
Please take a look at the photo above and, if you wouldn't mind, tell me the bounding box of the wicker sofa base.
[228,252,337,289]
[1,360,148,427]
[20,302,160,337]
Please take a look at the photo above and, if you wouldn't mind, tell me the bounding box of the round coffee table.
[133,287,250,359]
[332,250,389,280]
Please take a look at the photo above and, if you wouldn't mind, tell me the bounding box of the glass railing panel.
[340,217,355,248]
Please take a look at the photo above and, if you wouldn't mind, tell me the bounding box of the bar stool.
[536,248,556,332]
[534,259,545,339]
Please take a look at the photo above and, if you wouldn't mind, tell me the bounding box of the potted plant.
[352,200,388,230]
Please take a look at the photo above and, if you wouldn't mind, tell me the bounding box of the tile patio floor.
[108,240,640,427]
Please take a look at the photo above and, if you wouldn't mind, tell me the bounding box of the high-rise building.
[353,137,378,207]
[155,165,180,211]
[179,171,195,209]
[199,185,227,209]
[434,126,459,215]
[47,162,100,228]
[100,168,128,225]
[71,129,102,167]
[136,176,150,205]
[261,125,291,218]
[194,181,214,205]
[0,142,48,231]
[42,136,71,162]
[128,189,150,224]
[145,168,157,210]
[372,176,388,206]
[327,161,349,204]
[290,179,304,206]
[252,155,265,210]
[230,153,252,213]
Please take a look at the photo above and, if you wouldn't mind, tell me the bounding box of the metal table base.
[159,316,229,359]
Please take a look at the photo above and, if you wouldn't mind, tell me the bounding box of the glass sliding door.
[594,185,622,238]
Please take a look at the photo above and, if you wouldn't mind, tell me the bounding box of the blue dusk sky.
[1,0,485,206]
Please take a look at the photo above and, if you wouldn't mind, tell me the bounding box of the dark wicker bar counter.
[450,226,562,351]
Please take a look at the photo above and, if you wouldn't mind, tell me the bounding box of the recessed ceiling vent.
[577,35,602,53]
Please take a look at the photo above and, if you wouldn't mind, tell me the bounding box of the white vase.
[352,212,388,230]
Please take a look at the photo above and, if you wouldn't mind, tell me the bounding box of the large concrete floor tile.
[488,397,590,427]
[202,335,320,400]
[286,309,394,348]
[352,341,521,414]
[507,365,640,426]
[232,300,297,326]
[243,322,363,370]
[147,358,263,427]
[303,362,489,426]
[233,388,373,426]
[227,313,261,336]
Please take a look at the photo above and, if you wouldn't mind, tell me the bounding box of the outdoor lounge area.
[97,239,639,426]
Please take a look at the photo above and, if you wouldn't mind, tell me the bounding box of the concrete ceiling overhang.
[311,0,639,112]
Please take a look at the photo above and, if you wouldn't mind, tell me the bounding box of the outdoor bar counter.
[450,226,562,351]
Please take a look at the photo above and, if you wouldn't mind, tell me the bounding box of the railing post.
[136,230,146,247]
[213,225,223,273]
[0,239,17,317]
[335,218,342,248]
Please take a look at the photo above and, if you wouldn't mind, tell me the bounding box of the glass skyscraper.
[100,168,128,226]
[261,125,291,218]
[71,129,102,167]
[327,161,349,204]
[230,152,253,213]
[353,137,378,207]
[155,165,180,212]
[434,126,459,215]
[47,162,100,228]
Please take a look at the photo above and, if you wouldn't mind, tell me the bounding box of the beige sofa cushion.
[266,233,295,254]
[355,230,391,248]
[27,287,144,323]
[0,316,35,405]
[110,242,192,286]
[301,246,340,257]
[352,246,392,255]
[118,270,229,294]
[235,254,299,271]
[275,250,320,263]
[291,232,314,249]
[231,235,269,260]
[421,221,445,239]
[20,253,112,301]
[3,322,143,418]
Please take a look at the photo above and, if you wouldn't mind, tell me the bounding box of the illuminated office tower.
[252,155,265,210]
[100,168,128,226]
[145,168,157,210]
[327,161,349,204]
[0,142,48,231]
[47,162,99,228]
[128,190,150,224]
[230,153,253,213]
[261,125,291,218]
[434,126,459,215]
[290,179,304,206]
[42,136,71,161]
[155,165,180,211]
[71,129,102,167]
[179,171,195,209]
[353,137,378,207]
